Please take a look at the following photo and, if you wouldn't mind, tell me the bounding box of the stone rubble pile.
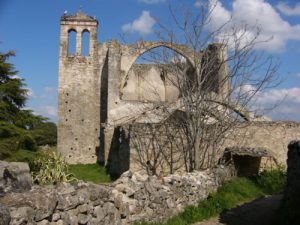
[0,166,234,225]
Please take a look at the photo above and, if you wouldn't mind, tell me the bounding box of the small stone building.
[221,147,275,177]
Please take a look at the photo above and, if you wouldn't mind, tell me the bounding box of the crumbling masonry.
[58,12,300,172]
[58,11,228,165]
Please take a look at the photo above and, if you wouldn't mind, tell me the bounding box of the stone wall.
[121,64,180,102]
[225,121,300,166]
[0,166,234,225]
[105,121,300,177]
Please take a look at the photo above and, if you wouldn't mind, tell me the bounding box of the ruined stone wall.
[121,64,180,102]
[225,121,300,166]
[107,121,300,176]
[0,168,234,225]
[57,12,298,168]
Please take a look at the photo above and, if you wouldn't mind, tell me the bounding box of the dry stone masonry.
[0,165,234,225]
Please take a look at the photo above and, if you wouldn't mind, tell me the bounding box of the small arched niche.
[82,29,90,56]
[68,29,77,56]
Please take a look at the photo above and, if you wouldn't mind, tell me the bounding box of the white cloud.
[26,88,36,98]
[276,2,300,16]
[43,106,57,116]
[195,0,204,8]
[25,86,57,121]
[235,84,300,120]
[239,85,300,105]
[36,105,57,117]
[29,105,57,122]
[40,86,57,99]
[138,0,166,3]
[44,86,55,94]
[295,73,300,78]
[255,87,300,105]
[206,0,300,52]
[122,11,156,36]
[11,75,21,79]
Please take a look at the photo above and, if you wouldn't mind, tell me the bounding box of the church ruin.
[58,11,300,175]
[58,11,228,164]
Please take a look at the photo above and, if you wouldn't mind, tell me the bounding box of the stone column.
[76,29,82,56]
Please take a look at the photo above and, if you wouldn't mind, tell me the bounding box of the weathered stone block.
[0,203,11,225]
[0,161,32,196]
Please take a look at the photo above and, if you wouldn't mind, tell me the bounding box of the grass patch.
[69,163,111,183]
[3,147,112,184]
[255,168,286,194]
[136,169,286,225]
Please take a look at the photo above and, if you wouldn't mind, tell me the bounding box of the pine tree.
[0,51,28,122]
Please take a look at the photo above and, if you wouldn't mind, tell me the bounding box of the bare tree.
[120,1,279,174]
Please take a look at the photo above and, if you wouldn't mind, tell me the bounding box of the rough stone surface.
[0,166,234,225]
[0,161,32,196]
[0,203,11,225]
[224,121,300,167]
[57,11,230,167]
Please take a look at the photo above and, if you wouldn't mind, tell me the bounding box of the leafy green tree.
[32,122,57,146]
[14,109,46,129]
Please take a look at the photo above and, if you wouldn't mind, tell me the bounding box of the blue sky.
[1,0,300,122]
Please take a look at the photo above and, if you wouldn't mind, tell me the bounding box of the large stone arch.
[120,41,198,91]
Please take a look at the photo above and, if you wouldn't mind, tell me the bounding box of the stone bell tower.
[58,11,101,163]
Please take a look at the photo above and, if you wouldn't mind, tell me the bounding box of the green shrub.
[0,137,20,159]
[0,125,13,138]
[0,121,21,138]
[31,122,57,146]
[5,149,38,165]
[20,134,37,151]
[31,150,76,185]
[255,167,287,194]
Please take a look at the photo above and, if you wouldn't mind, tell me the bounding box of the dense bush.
[255,167,287,194]
[20,134,37,151]
[32,122,57,146]
[0,137,20,159]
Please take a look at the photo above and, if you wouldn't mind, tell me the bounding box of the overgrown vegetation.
[136,169,286,225]
[13,147,112,185]
[0,51,57,161]
[69,163,112,183]
[255,167,286,194]
[31,149,77,185]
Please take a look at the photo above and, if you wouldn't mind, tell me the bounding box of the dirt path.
[195,194,283,225]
